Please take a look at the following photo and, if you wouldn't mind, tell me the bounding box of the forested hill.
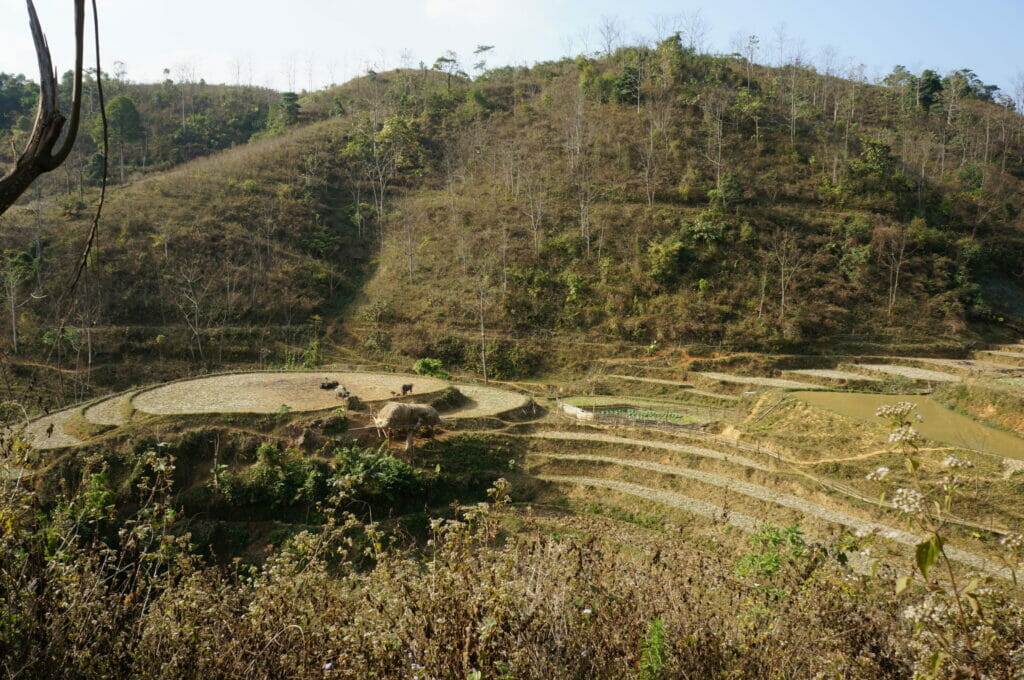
[2,36,1024,394]
[1,71,284,183]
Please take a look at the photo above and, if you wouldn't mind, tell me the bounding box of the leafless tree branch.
[0,1,86,216]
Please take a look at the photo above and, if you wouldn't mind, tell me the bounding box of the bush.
[330,444,422,505]
[413,357,452,380]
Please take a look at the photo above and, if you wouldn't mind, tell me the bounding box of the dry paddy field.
[851,363,961,382]
[448,384,531,418]
[692,371,820,390]
[785,368,882,383]
[24,407,83,450]
[132,372,449,415]
[83,391,136,426]
[19,372,534,451]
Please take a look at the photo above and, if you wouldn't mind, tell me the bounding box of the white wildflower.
[888,426,923,445]
[1000,533,1024,551]
[876,402,916,419]
[903,595,959,626]
[866,466,891,481]
[892,488,926,515]
[943,455,972,469]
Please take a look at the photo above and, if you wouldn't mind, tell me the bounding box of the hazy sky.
[1,0,1021,95]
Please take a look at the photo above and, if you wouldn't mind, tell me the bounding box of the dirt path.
[537,467,1007,577]
[526,430,772,472]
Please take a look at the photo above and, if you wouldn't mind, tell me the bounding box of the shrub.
[330,444,422,505]
[413,357,452,380]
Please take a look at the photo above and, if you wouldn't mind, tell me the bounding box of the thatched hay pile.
[373,402,442,432]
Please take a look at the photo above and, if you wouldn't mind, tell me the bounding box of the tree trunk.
[9,290,18,354]
[479,287,488,384]
[0,1,86,217]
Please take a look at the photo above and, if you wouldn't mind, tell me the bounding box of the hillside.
[2,40,1024,403]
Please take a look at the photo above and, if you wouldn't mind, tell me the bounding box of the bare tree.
[173,61,198,128]
[700,87,730,198]
[395,205,422,284]
[598,15,623,57]
[0,0,86,217]
[520,161,548,253]
[742,34,760,88]
[0,251,38,353]
[282,53,298,92]
[680,10,709,54]
[637,103,669,206]
[767,228,809,325]
[174,258,215,364]
[564,86,599,254]
[872,219,917,318]
[305,51,317,93]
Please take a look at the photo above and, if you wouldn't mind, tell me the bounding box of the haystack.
[373,402,442,432]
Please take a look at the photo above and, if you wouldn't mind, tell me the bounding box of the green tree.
[268,92,300,132]
[0,250,37,353]
[0,73,37,130]
[432,51,464,92]
[915,69,943,109]
[94,95,143,182]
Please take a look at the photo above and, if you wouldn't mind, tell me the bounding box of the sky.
[1,0,1021,96]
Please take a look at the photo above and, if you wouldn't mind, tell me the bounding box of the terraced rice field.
[851,363,961,382]
[446,384,531,418]
[785,368,882,383]
[979,350,1024,365]
[540,475,761,531]
[132,372,450,415]
[20,374,532,450]
[527,430,771,471]
[795,391,1024,460]
[692,371,820,390]
[23,407,82,450]
[606,375,741,401]
[530,433,1008,576]
[910,357,1024,375]
[83,391,136,426]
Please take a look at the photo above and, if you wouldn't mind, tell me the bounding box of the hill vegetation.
[2,37,1024,397]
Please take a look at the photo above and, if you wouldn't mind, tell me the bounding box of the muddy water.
[795,392,1024,460]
